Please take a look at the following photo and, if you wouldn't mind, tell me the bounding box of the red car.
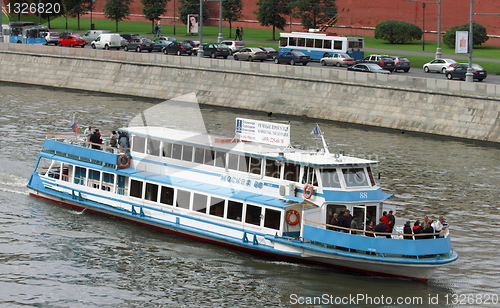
[58,35,86,48]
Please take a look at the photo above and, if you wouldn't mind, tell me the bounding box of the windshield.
[342,168,369,187]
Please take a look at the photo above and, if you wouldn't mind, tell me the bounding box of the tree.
[254,0,289,41]
[443,23,489,48]
[374,20,422,44]
[222,0,243,39]
[141,0,169,34]
[291,0,337,30]
[41,0,65,28]
[104,0,133,32]
[177,0,211,28]
[64,0,89,29]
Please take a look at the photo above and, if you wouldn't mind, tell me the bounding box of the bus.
[7,21,49,44]
[278,32,364,61]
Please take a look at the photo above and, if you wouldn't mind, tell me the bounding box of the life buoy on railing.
[117,153,130,168]
[303,184,314,199]
[286,210,301,226]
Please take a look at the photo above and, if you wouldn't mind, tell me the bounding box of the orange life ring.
[286,210,301,226]
[117,153,130,168]
[303,184,314,199]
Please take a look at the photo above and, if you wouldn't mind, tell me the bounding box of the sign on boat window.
[342,168,369,187]
[321,168,341,188]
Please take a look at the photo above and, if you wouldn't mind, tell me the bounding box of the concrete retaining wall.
[1,42,500,143]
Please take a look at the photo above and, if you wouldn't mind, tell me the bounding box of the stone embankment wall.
[1,43,499,143]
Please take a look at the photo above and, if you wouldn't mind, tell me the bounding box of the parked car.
[57,35,86,48]
[197,43,230,58]
[153,39,171,52]
[82,30,111,44]
[123,36,154,52]
[233,47,267,62]
[257,47,278,60]
[357,55,396,72]
[91,33,122,50]
[274,51,311,65]
[220,40,245,54]
[120,33,141,50]
[157,36,177,42]
[347,63,391,74]
[389,56,411,72]
[183,40,200,48]
[44,32,60,45]
[320,53,355,67]
[163,41,193,55]
[423,58,457,74]
[445,63,487,81]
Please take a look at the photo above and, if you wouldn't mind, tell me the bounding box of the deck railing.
[46,133,129,154]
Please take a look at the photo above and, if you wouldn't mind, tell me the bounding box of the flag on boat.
[70,114,78,133]
[310,125,320,135]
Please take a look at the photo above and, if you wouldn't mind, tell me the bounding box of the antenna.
[312,124,330,154]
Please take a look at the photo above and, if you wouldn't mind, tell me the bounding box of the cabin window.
[227,201,243,221]
[214,151,226,168]
[132,136,146,153]
[117,175,127,195]
[193,193,208,213]
[284,162,300,182]
[238,156,249,172]
[333,40,343,50]
[147,139,161,156]
[227,153,239,170]
[194,147,205,164]
[324,39,332,49]
[172,144,183,160]
[160,186,174,205]
[302,166,318,186]
[204,149,215,166]
[367,166,376,186]
[249,157,261,175]
[209,196,225,217]
[288,37,296,46]
[130,179,143,198]
[342,168,369,187]
[88,169,100,189]
[265,159,280,179]
[314,39,323,48]
[245,204,262,226]
[264,209,281,230]
[61,163,70,182]
[305,38,314,47]
[176,189,190,209]
[321,168,341,188]
[102,172,114,192]
[297,37,305,47]
[182,145,193,162]
[145,183,158,202]
[162,142,173,158]
[74,166,86,185]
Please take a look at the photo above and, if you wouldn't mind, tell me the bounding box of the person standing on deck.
[84,125,92,148]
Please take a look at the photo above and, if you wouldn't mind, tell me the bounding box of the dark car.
[357,55,396,72]
[162,41,193,55]
[445,63,487,81]
[274,51,311,65]
[57,35,86,48]
[258,47,278,60]
[198,43,230,58]
[347,63,391,74]
[390,56,411,72]
[121,34,152,52]
[152,39,171,52]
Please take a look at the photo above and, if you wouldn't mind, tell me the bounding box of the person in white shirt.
[84,125,92,148]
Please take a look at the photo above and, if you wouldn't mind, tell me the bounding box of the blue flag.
[310,126,319,135]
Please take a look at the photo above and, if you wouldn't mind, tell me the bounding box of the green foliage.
[104,0,133,31]
[374,20,422,44]
[141,0,169,23]
[291,0,337,30]
[64,0,90,29]
[177,0,211,25]
[443,23,489,48]
[254,0,289,40]
[222,0,243,37]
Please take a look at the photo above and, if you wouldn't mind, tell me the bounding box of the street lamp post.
[465,0,474,82]
[435,0,442,58]
[90,0,96,30]
[218,0,223,43]
[422,2,426,51]
[0,0,3,42]
[173,0,176,35]
[198,0,204,57]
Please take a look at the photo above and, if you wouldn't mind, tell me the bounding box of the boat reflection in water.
[26,93,458,281]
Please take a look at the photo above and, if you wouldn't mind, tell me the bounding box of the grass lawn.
[4,13,500,73]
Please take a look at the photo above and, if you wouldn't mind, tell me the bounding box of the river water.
[0,82,499,308]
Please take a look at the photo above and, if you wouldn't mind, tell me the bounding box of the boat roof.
[123,126,379,167]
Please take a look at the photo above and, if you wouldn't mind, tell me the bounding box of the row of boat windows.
[132,135,375,188]
[42,160,281,230]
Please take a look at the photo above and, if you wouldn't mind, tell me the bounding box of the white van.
[82,30,111,44]
[90,33,122,50]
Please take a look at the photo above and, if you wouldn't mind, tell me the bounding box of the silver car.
[233,47,267,62]
[423,58,457,74]
[320,53,355,67]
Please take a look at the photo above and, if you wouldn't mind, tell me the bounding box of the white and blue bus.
[278,32,364,60]
[8,21,48,44]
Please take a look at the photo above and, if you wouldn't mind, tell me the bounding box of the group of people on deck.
[329,210,448,239]
[83,125,129,151]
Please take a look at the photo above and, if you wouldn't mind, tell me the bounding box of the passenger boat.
[27,116,458,281]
